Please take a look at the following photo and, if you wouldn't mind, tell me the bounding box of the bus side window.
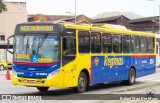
[140,36,147,53]
[78,31,90,53]
[132,36,140,53]
[156,44,158,54]
[148,37,154,53]
[112,34,122,53]
[63,37,76,56]
[123,35,131,53]
[91,32,101,53]
[102,33,112,53]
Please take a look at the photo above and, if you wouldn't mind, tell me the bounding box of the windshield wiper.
[25,37,29,54]
[37,34,48,54]
[13,38,17,53]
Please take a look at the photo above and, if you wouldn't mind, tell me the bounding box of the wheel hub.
[79,77,85,88]
[130,71,135,83]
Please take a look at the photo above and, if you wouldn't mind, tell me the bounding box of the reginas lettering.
[104,56,124,68]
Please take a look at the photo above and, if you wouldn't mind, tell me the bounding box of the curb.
[127,82,160,91]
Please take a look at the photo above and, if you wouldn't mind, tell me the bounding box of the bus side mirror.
[6,35,14,62]
[7,35,14,54]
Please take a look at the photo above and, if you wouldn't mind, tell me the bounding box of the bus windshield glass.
[13,34,60,63]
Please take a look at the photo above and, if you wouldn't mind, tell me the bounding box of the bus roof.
[61,22,155,37]
[15,21,155,37]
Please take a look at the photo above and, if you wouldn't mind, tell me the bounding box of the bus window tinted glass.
[102,33,112,53]
[132,36,140,53]
[91,32,101,53]
[113,34,122,53]
[123,35,131,53]
[148,37,154,53]
[78,31,90,53]
[140,37,147,53]
[63,37,76,56]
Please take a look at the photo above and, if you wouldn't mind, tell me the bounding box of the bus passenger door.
[62,29,76,87]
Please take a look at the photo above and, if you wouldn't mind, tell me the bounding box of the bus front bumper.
[12,73,64,88]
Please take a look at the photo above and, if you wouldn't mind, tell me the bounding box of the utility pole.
[66,0,77,24]
[75,0,77,24]
[158,4,160,34]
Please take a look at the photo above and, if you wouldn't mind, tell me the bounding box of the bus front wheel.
[36,87,49,92]
[73,72,87,93]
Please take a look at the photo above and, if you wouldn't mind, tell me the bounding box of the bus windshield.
[13,34,60,63]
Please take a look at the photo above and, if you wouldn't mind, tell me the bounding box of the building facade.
[128,16,159,33]
[91,15,129,25]
[92,12,159,33]
[0,2,27,60]
[28,14,91,23]
[62,15,91,23]
[28,14,74,22]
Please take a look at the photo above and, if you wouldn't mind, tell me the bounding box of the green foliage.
[0,0,7,12]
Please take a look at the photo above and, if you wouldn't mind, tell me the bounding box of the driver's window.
[62,29,76,66]
[63,37,76,56]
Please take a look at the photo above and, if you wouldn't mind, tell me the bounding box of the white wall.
[0,2,27,60]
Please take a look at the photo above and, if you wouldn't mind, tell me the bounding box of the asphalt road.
[1,68,160,103]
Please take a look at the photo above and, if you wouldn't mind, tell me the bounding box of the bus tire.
[73,72,87,93]
[36,87,49,92]
[128,68,136,85]
[121,68,136,85]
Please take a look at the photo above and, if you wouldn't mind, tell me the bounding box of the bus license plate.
[27,80,35,83]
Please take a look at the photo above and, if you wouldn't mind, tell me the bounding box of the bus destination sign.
[19,26,54,31]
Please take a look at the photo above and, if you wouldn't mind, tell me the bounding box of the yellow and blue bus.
[7,21,156,93]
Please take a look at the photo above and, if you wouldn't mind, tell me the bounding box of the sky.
[5,0,160,18]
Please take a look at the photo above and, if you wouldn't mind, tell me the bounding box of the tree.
[0,0,7,13]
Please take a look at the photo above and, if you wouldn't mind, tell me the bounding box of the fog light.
[18,79,21,82]
[42,80,45,83]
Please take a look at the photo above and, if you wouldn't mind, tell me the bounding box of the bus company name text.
[104,56,124,68]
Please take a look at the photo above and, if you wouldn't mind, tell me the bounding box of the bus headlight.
[47,69,60,79]
[12,69,17,77]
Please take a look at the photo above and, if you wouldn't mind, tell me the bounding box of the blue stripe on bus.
[12,62,61,78]
[91,55,156,84]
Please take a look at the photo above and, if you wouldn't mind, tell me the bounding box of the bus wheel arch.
[81,69,90,88]
[73,69,89,93]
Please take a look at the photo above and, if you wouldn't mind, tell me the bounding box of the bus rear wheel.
[73,72,87,93]
[37,87,49,92]
[128,68,136,85]
[122,68,136,85]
